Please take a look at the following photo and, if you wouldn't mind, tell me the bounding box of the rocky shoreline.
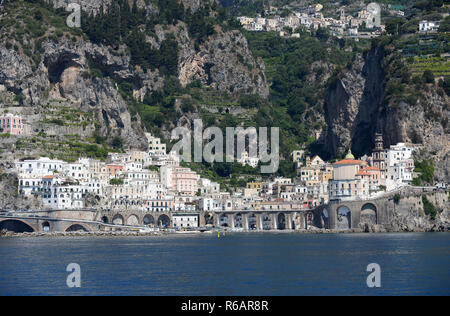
[1,226,449,238]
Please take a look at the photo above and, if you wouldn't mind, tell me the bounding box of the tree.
[422,196,437,220]
[423,70,435,84]
[112,136,123,150]
[316,27,329,42]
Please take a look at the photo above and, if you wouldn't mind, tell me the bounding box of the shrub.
[110,178,124,186]
[422,196,437,220]
[423,70,435,84]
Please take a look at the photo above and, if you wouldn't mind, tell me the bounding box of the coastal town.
[3,111,441,231]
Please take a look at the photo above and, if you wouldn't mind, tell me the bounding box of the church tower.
[372,133,385,171]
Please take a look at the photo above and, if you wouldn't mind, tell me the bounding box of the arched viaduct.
[0,217,97,233]
[312,199,389,230]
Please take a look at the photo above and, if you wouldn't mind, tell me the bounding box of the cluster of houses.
[293,134,418,204]
[13,129,420,228]
[238,3,386,38]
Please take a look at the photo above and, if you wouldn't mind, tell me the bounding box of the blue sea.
[0,233,449,296]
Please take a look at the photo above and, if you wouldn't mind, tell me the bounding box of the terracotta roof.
[365,166,380,171]
[43,175,57,179]
[356,171,371,176]
[333,159,362,165]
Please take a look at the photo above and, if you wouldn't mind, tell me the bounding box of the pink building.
[161,166,199,195]
[106,164,124,177]
[0,113,24,135]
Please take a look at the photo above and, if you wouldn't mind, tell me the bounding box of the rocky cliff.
[323,45,449,182]
[0,0,268,154]
[324,47,385,158]
[0,172,43,210]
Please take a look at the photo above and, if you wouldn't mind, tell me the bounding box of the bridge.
[0,209,313,233]
[1,186,445,233]
[311,186,445,230]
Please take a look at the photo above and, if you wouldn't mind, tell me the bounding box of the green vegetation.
[394,193,401,204]
[110,178,124,186]
[244,30,360,157]
[412,159,435,185]
[408,56,450,77]
[422,195,437,220]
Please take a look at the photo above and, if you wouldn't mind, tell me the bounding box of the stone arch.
[262,213,272,230]
[277,213,286,230]
[234,213,243,229]
[65,223,90,232]
[42,221,51,232]
[101,216,109,224]
[248,213,257,230]
[112,214,124,225]
[127,214,139,226]
[143,214,155,226]
[219,214,229,227]
[157,214,170,228]
[0,219,36,233]
[361,203,377,225]
[337,206,351,230]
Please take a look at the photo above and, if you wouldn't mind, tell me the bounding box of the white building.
[199,197,221,212]
[41,176,87,210]
[386,143,414,167]
[146,133,167,156]
[419,20,440,32]
[172,214,199,228]
[16,157,66,176]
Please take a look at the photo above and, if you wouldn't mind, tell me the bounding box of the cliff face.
[0,173,43,211]
[323,46,450,182]
[0,38,153,150]
[0,0,268,153]
[324,47,385,159]
[178,28,269,97]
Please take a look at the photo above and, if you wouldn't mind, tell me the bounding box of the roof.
[333,159,362,165]
[43,175,57,179]
[365,166,380,171]
[356,171,371,176]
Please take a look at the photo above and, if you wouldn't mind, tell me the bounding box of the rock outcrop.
[0,173,43,211]
[323,46,449,182]
[324,47,385,158]
[178,28,269,97]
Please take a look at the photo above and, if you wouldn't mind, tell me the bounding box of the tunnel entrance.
[0,220,35,233]
[42,221,50,232]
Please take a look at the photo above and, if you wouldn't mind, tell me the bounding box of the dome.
[345,150,355,160]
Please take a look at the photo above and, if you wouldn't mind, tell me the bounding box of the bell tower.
[372,133,385,171]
